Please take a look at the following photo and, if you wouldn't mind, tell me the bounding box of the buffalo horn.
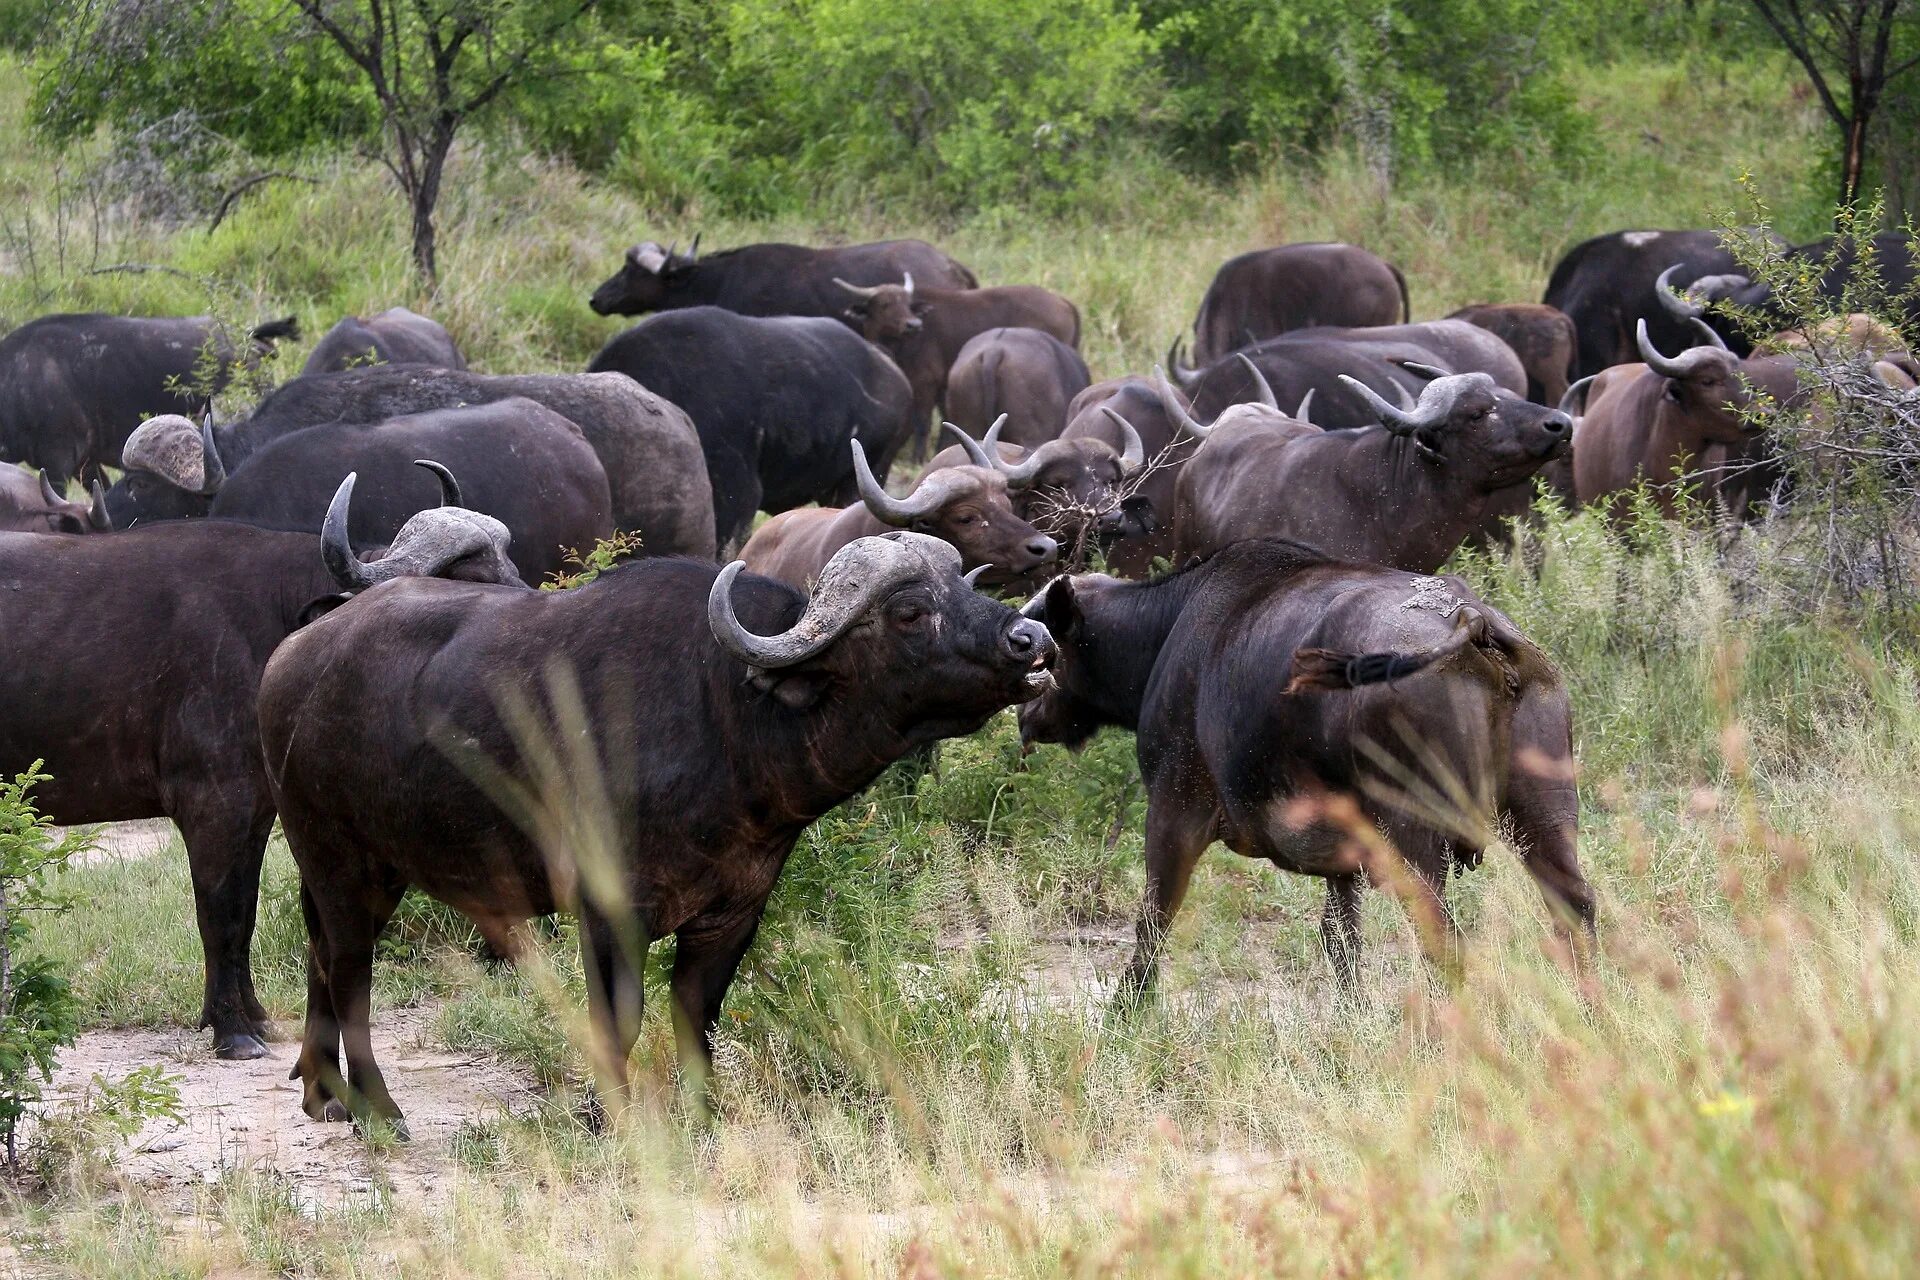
[37,471,60,508]
[1098,407,1147,472]
[685,233,700,263]
[903,271,914,301]
[414,459,465,507]
[1296,389,1316,425]
[1689,317,1731,351]
[322,473,376,591]
[853,442,974,525]
[1558,374,1598,418]
[1165,336,1202,390]
[963,564,988,587]
[1654,264,1705,320]
[834,277,884,300]
[1155,366,1213,441]
[1338,371,1494,435]
[1636,318,1723,379]
[1235,354,1279,409]
[324,471,519,592]
[708,532,963,669]
[87,480,111,531]
[941,417,1001,470]
[198,414,226,494]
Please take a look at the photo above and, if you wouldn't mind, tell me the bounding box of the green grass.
[12,38,1920,1280]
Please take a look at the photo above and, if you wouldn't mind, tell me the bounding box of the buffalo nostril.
[1008,628,1034,654]
[1029,536,1058,562]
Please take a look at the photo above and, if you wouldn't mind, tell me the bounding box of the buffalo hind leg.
[579,902,648,1125]
[302,876,407,1137]
[1507,685,1597,961]
[173,797,275,1059]
[1119,800,1213,1005]
[1377,817,1462,979]
[669,908,764,1109]
[1321,874,1363,991]
[292,884,350,1123]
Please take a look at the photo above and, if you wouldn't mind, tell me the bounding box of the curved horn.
[87,480,111,531]
[903,271,914,301]
[685,232,700,263]
[1636,318,1715,379]
[1654,264,1704,320]
[1295,388,1316,425]
[1235,354,1278,409]
[197,415,226,494]
[834,277,884,300]
[1099,407,1146,472]
[941,419,997,470]
[1689,317,1731,351]
[1166,336,1202,390]
[413,459,464,508]
[1339,372,1492,436]
[852,442,964,525]
[1558,374,1597,418]
[962,564,988,587]
[321,473,375,591]
[1155,366,1212,441]
[1398,360,1451,381]
[37,471,60,508]
[708,533,961,669]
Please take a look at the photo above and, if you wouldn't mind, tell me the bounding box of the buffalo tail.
[1285,607,1487,693]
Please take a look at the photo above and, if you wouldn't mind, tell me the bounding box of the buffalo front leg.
[1119,801,1213,1005]
[1321,874,1364,991]
[669,908,764,1108]
[173,796,275,1059]
[1507,683,1597,960]
[579,902,648,1123]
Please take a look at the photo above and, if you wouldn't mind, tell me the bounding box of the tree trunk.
[409,125,457,287]
[1841,110,1871,218]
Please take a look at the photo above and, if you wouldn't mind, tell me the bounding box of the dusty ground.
[39,1005,541,1215]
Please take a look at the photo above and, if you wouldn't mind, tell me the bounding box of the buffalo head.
[1634,320,1774,442]
[106,413,227,527]
[710,531,1055,722]
[34,472,112,534]
[836,274,927,346]
[1156,356,1315,442]
[589,237,701,316]
[1014,573,1125,752]
[1339,368,1572,489]
[853,423,1058,580]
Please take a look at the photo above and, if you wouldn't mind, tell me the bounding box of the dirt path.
[39,1004,540,1215]
[57,818,179,866]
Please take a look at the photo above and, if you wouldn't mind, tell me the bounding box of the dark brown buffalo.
[743,428,1058,589]
[1447,303,1578,404]
[946,327,1092,449]
[1056,376,1199,576]
[302,307,466,375]
[1572,320,1800,520]
[1171,366,1570,570]
[588,237,976,326]
[1189,243,1408,366]
[920,410,1150,567]
[836,276,1080,452]
[0,483,519,1059]
[258,533,1054,1133]
[1018,540,1594,993]
[0,467,110,534]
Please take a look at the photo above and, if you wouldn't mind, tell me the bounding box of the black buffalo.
[110,403,612,583]
[587,307,915,552]
[1684,231,1920,340]
[302,307,466,375]
[257,532,1055,1132]
[0,312,296,488]
[945,327,1092,449]
[0,490,520,1058]
[1189,243,1408,366]
[1019,540,1595,994]
[589,237,977,328]
[105,367,715,559]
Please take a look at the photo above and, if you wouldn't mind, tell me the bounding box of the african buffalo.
[836,275,1080,453]
[946,327,1092,449]
[0,467,110,534]
[920,411,1150,567]
[105,367,714,559]
[1055,376,1198,576]
[1175,320,1524,427]
[0,481,519,1058]
[587,307,915,552]
[1189,243,1408,366]
[743,428,1058,589]
[1447,303,1578,404]
[0,312,297,488]
[258,532,1055,1133]
[302,307,466,375]
[113,403,612,582]
[1170,365,1571,570]
[1571,320,1800,520]
[1018,540,1594,993]
[1543,228,1790,378]
[589,237,977,327]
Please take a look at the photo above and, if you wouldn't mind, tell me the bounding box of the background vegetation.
[5,1,1920,1274]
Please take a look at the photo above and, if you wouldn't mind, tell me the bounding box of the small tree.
[1745,0,1920,216]
[286,0,605,284]
[0,765,88,1170]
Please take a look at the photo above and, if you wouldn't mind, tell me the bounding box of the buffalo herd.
[0,223,1900,1132]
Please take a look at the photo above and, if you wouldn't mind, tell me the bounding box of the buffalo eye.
[887,596,930,629]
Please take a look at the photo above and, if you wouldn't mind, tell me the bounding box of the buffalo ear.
[1041,576,1080,636]
[295,593,353,628]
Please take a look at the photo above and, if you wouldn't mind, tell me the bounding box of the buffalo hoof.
[215,1032,271,1060]
[320,1098,353,1124]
